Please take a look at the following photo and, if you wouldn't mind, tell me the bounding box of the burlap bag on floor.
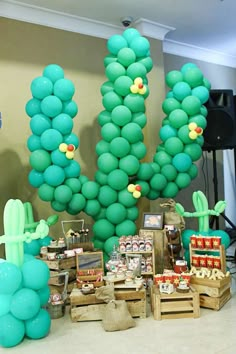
[95,285,136,332]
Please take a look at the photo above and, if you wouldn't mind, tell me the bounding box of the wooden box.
[190,275,231,310]
[43,256,76,270]
[70,287,146,322]
[151,286,200,320]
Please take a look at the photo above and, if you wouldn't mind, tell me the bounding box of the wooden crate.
[43,256,76,270]
[200,288,231,310]
[70,287,146,322]
[151,286,200,320]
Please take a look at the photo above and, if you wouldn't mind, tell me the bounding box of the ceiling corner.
[134,18,175,40]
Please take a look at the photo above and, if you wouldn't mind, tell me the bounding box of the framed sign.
[76,251,104,278]
[142,213,163,230]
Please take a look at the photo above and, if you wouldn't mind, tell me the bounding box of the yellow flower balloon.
[59,143,67,152]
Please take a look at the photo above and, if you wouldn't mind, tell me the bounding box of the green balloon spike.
[0,199,50,267]
[23,201,58,232]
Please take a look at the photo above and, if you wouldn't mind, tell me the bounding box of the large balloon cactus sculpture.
[26,28,211,260]
[0,199,51,348]
[175,190,231,265]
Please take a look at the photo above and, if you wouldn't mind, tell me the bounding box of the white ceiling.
[1,0,236,67]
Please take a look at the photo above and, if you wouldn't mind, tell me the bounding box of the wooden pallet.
[151,286,200,320]
[70,287,146,322]
[43,256,76,270]
[199,288,231,310]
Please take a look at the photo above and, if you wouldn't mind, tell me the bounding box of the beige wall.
[0,19,166,257]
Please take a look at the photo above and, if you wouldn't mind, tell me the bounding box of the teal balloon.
[184,249,190,267]
[93,238,104,250]
[173,82,191,101]
[94,207,106,221]
[24,240,41,256]
[150,162,161,173]
[51,149,70,167]
[172,153,192,172]
[117,47,136,67]
[10,288,41,320]
[30,114,51,135]
[159,125,177,142]
[0,262,22,294]
[64,133,80,148]
[52,113,73,135]
[146,189,160,200]
[130,141,147,159]
[80,175,89,184]
[168,109,189,129]
[165,70,183,88]
[51,200,67,212]
[126,62,147,80]
[106,203,127,224]
[111,105,132,126]
[178,125,193,144]
[25,309,51,339]
[200,105,208,117]
[192,86,209,104]
[184,143,202,161]
[64,160,81,178]
[124,94,145,113]
[84,200,101,217]
[27,134,42,151]
[138,56,153,73]
[95,170,108,185]
[101,122,120,142]
[102,91,123,112]
[150,173,167,191]
[81,181,99,199]
[54,185,73,203]
[25,98,41,117]
[30,149,51,172]
[183,67,203,88]
[65,177,81,193]
[154,151,172,166]
[105,62,126,82]
[31,76,53,99]
[28,169,44,188]
[68,193,86,213]
[164,137,184,156]
[41,95,63,117]
[22,259,50,290]
[107,34,128,55]
[175,172,191,189]
[189,114,207,129]
[40,129,63,151]
[182,95,201,116]
[119,155,140,175]
[63,100,78,118]
[98,185,117,207]
[98,110,112,126]
[166,91,174,98]
[126,206,139,220]
[203,77,211,90]
[97,153,119,174]
[161,164,178,181]
[121,122,143,143]
[110,137,130,158]
[107,169,129,190]
[104,54,117,67]
[129,36,150,57]
[53,78,75,101]
[43,64,64,83]
[0,294,12,316]
[38,183,55,201]
[104,236,120,254]
[181,63,198,74]
[44,165,65,186]
[136,180,150,196]
[118,189,136,207]
[114,75,133,96]
[93,219,115,241]
[39,236,53,247]
[132,112,147,128]
[161,182,179,198]
[188,163,198,179]
[122,28,141,45]
[0,314,25,348]
[162,97,181,115]
[137,163,154,180]
[116,220,136,237]
[100,81,114,96]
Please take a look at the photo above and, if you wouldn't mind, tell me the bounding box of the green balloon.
[96,140,110,156]
[100,81,114,96]
[93,207,106,221]
[93,238,104,250]
[113,76,133,97]
[150,162,161,173]
[25,309,51,340]
[93,219,115,241]
[98,185,118,207]
[161,182,179,198]
[106,203,127,224]
[51,200,67,212]
[175,173,191,189]
[95,170,108,185]
[38,184,55,201]
[62,100,78,118]
[154,151,172,166]
[146,189,160,200]
[165,70,183,89]
[124,94,145,113]
[107,169,129,190]
[183,67,203,88]
[53,78,75,101]
[110,137,130,158]
[105,62,126,82]
[28,169,44,188]
[130,141,147,159]
[181,96,201,116]
[52,113,73,135]
[189,114,207,129]
[117,47,136,67]
[181,63,198,74]
[164,137,184,156]
[98,110,112,126]
[40,129,63,151]
[126,62,147,80]
[104,236,120,255]
[138,57,153,73]
[118,189,137,207]
[192,86,209,104]
[41,95,63,117]
[119,155,140,175]
[172,153,192,172]
[51,149,70,167]
[132,112,147,128]
[162,98,181,115]
[101,122,120,142]
[161,164,178,181]
[107,34,128,55]
[123,28,141,45]
[111,105,132,126]
[178,125,193,144]
[121,122,143,143]
[150,173,167,191]
[97,153,119,174]
[30,114,51,135]
[129,36,150,57]
[31,76,53,100]
[104,54,117,67]
[137,163,154,180]
[187,163,198,179]
[84,200,101,217]
[30,149,51,172]
[43,64,64,83]
[168,109,188,129]
[116,220,137,237]
[0,314,25,348]
[126,206,139,220]
[81,181,99,199]
[203,77,211,90]
[26,98,42,117]
[102,91,123,112]
[173,82,191,101]
[68,193,86,213]
[159,125,177,142]
[184,143,202,161]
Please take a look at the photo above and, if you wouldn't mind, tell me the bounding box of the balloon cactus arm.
[214,200,226,215]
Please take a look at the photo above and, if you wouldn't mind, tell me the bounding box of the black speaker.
[202,89,236,151]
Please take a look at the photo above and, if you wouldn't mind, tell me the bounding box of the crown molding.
[1,0,236,68]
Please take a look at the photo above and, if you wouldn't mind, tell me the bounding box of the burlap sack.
[160,199,185,230]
